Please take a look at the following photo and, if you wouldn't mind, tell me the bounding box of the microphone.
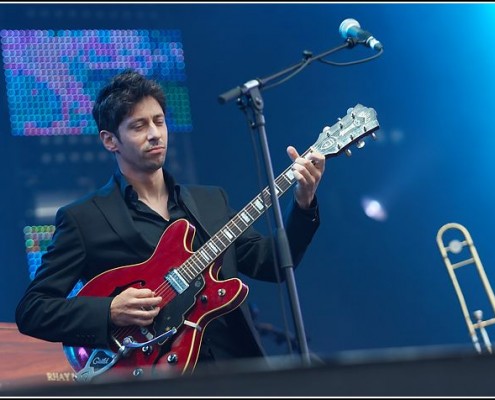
[339,18,383,51]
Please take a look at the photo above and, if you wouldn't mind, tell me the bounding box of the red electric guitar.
[63,103,380,381]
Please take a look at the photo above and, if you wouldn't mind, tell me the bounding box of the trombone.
[436,222,495,354]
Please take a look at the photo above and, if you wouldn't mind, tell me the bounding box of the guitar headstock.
[312,104,380,159]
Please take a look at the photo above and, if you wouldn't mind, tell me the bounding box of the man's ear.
[100,130,118,152]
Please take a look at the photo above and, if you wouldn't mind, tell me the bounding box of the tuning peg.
[371,132,377,140]
[345,148,352,157]
[356,140,365,149]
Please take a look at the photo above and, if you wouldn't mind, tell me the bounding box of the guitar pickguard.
[152,274,205,344]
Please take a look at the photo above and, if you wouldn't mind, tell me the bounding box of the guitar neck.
[181,148,313,281]
[176,103,380,283]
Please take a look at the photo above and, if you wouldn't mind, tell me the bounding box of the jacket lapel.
[179,185,213,239]
[92,177,153,258]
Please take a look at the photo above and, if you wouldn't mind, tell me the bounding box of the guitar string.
[110,127,366,348]
[110,158,302,346]
[110,141,337,353]
[110,148,313,348]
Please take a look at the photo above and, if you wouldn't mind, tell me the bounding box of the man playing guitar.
[15,69,326,381]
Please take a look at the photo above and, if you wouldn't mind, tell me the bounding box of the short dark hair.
[92,69,166,138]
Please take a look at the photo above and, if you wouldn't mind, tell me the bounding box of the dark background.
[2,2,495,360]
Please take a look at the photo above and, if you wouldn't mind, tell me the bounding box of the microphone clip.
[345,37,358,49]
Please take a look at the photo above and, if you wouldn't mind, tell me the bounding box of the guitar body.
[64,219,249,379]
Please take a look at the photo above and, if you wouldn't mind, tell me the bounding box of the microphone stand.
[218,39,356,104]
[218,38,359,367]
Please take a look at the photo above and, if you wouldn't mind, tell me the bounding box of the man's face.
[113,96,168,175]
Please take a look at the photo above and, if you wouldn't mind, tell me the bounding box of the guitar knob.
[167,353,178,364]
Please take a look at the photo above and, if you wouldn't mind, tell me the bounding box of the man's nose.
[148,124,161,139]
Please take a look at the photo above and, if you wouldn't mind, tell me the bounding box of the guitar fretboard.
[178,149,312,283]
[172,103,380,284]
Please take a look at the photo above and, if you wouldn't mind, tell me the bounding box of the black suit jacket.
[16,172,320,357]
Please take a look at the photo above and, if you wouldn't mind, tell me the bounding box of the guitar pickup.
[165,268,189,294]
